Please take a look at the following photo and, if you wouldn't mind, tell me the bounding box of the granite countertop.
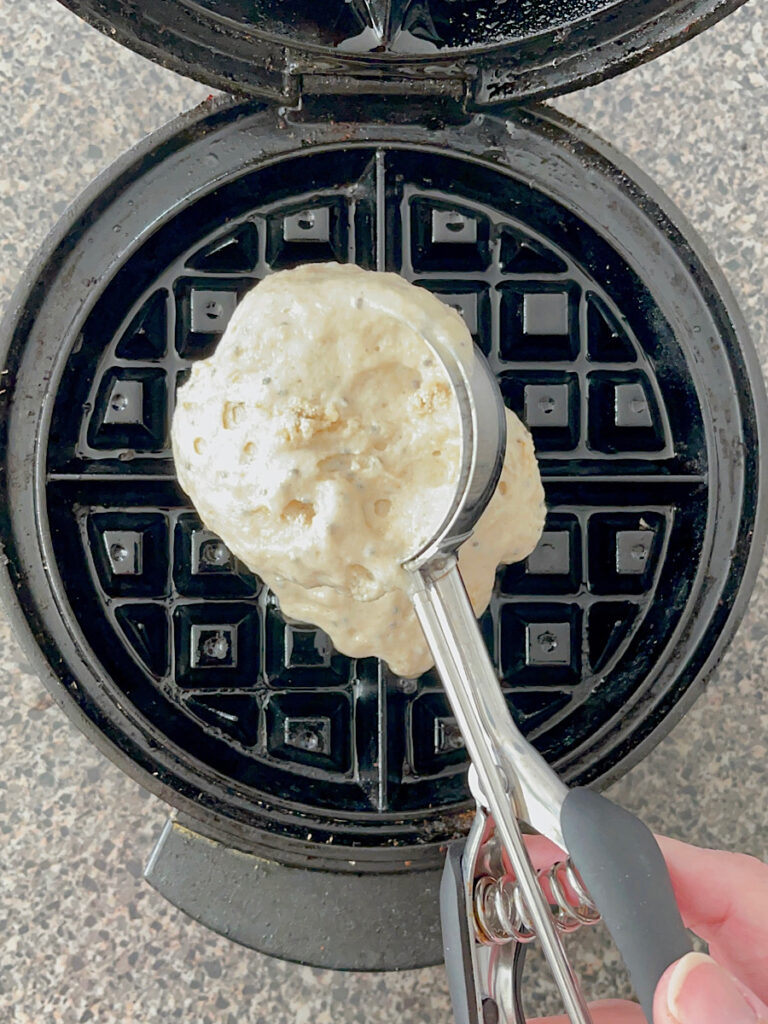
[0,1,766,1021]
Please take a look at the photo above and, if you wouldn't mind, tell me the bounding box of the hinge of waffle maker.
[297,72,468,101]
[281,63,472,122]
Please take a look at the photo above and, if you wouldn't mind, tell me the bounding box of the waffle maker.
[1,0,765,976]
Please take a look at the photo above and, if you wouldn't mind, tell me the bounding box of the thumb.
[654,952,768,1024]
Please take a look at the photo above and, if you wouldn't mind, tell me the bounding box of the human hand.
[521,835,768,1023]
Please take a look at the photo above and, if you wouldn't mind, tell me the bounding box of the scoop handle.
[561,789,692,1023]
[411,558,593,1024]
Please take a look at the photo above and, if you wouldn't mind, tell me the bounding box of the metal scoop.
[402,339,691,1024]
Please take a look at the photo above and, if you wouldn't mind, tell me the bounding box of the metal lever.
[413,557,593,1024]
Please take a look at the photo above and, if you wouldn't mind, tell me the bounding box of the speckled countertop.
[0,1,766,1022]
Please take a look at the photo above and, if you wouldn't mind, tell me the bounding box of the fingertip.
[653,951,766,1024]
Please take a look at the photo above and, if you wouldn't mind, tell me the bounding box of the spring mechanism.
[474,858,601,945]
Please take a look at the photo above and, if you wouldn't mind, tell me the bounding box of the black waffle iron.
[1,0,766,972]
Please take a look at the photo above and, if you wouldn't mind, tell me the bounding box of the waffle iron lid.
[57,0,747,106]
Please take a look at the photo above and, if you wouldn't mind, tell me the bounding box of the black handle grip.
[561,788,692,1023]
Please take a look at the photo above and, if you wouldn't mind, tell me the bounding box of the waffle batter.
[172,264,545,677]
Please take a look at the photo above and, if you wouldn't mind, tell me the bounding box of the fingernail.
[667,952,757,1024]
